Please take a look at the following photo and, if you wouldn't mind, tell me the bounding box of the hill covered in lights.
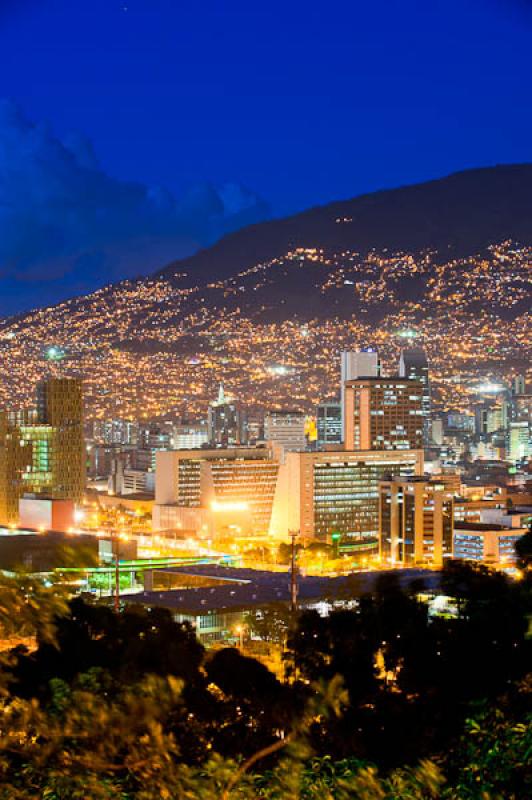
[0,165,530,418]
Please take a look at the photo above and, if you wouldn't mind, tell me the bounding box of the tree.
[515,526,532,572]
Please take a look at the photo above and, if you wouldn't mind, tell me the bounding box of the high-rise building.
[0,378,85,526]
[399,348,431,445]
[344,377,424,451]
[512,375,526,396]
[340,350,380,435]
[506,422,530,462]
[273,449,423,542]
[378,476,454,566]
[207,385,247,447]
[34,378,85,502]
[264,410,306,452]
[316,401,342,448]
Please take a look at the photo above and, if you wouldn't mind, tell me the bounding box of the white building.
[263,410,306,452]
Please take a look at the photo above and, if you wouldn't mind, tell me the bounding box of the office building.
[154,447,280,537]
[264,410,306,452]
[207,385,247,447]
[399,348,431,445]
[273,449,423,542]
[317,401,342,448]
[340,350,380,434]
[92,418,138,446]
[0,379,85,526]
[173,421,209,450]
[344,377,424,451]
[453,522,526,566]
[513,375,526,396]
[507,422,530,462]
[378,477,454,566]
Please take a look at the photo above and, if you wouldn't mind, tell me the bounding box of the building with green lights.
[0,379,85,526]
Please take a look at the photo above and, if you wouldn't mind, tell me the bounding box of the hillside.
[0,165,530,418]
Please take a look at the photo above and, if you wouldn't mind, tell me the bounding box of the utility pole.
[113,528,120,612]
[289,529,299,613]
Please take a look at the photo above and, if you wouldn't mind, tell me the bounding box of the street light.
[234,624,245,649]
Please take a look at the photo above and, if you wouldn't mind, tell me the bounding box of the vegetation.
[0,561,529,797]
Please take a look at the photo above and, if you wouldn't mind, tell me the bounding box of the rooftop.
[121,567,439,616]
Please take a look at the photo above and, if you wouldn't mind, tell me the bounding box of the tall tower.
[344,377,424,451]
[35,378,85,502]
[399,348,431,446]
[207,384,247,447]
[340,350,379,438]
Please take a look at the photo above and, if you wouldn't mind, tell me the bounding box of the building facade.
[0,379,85,525]
[399,348,431,445]
[344,377,424,451]
[316,401,342,448]
[263,410,306,451]
[378,477,454,566]
[273,449,423,542]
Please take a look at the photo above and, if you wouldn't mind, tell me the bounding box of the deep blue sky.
[1,0,532,314]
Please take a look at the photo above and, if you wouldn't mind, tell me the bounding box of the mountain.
[0,165,530,418]
[160,163,532,279]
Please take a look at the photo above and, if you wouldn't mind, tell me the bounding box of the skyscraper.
[344,377,424,451]
[207,384,247,447]
[340,350,380,437]
[0,378,85,526]
[399,348,431,445]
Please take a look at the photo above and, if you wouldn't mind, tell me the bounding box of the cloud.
[0,100,270,313]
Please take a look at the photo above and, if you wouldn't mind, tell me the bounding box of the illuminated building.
[506,422,530,462]
[453,522,526,566]
[153,447,280,537]
[0,378,85,526]
[513,375,526,396]
[264,410,306,451]
[340,350,380,434]
[378,477,454,566]
[272,449,423,542]
[207,384,247,447]
[316,401,342,448]
[399,348,431,445]
[92,418,138,446]
[343,377,424,451]
[172,421,209,449]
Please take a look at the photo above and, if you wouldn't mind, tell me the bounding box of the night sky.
[1,0,531,314]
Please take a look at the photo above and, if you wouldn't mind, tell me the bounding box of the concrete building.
[340,350,380,435]
[154,447,280,538]
[316,401,342,448]
[343,377,424,451]
[153,445,423,543]
[18,497,75,532]
[273,449,423,542]
[172,422,209,450]
[453,522,526,566]
[507,422,530,462]
[264,410,306,452]
[399,348,431,446]
[378,476,454,566]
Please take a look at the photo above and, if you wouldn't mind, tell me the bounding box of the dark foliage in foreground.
[0,561,530,797]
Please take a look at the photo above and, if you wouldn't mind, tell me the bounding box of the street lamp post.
[112,528,120,612]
